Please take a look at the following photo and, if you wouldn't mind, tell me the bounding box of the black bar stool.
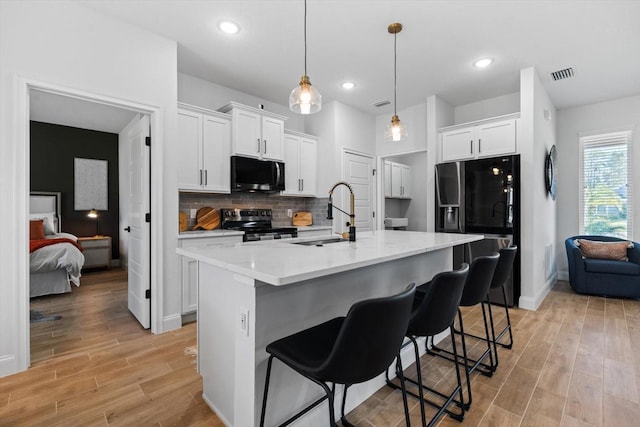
[427,253,500,409]
[259,284,416,427]
[465,246,518,355]
[386,264,469,427]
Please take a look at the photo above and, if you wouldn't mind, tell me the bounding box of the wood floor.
[1,270,639,426]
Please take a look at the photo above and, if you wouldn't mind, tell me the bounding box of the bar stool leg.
[456,309,473,410]
[260,356,275,427]
[395,356,412,427]
[410,336,428,427]
[500,286,514,348]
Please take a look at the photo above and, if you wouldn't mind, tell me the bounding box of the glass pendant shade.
[385,114,408,142]
[289,75,322,114]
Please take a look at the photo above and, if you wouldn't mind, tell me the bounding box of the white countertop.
[176,230,483,286]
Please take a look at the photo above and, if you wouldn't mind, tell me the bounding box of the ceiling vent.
[550,67,575,81]
[373,99,391,108]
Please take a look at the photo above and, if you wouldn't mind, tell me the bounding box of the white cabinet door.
[441,118,517,162]
[181,256,198,314]
[232,108,262,158]
[391,162,403,197]
[282,132,317,196]
[179,234,243,315]
[400,164,411,198]
[387,161,411,199]
[177,109,203,191]
[298,136,317,196]
[384,161,392,198]
[441,128,474,162]
[261,116,284,161]
[202,114,231,192]
[476,119,516,158]
[282,133,300,195]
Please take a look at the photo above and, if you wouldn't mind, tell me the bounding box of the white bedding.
[30,233,85,286]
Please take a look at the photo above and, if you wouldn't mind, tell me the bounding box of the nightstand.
[78,236,112,269]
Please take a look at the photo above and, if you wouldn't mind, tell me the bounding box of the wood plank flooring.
[1,270,639,426]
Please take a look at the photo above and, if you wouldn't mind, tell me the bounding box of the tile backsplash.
[179,192,331,229]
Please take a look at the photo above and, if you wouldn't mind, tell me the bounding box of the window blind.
[578,130,632,238]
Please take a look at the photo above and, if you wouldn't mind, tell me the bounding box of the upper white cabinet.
[282,130,318,197]
[440,117,518,162]
[177,105,231,192]
[219,102,287,161]
[384,160,411,199]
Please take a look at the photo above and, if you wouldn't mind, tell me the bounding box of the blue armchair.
[565,235,640,298]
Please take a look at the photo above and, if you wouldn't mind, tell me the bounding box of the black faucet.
[327,181,356,242]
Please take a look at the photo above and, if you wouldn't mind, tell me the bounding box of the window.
[579,130,632,238]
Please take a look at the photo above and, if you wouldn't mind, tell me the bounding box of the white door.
[343,151,375,233]
[127,115,151,329]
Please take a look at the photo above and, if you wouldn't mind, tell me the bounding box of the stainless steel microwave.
[230,156,285,193]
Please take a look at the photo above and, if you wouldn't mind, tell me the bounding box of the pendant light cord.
[393,32,397,116]
[304,0,308,76]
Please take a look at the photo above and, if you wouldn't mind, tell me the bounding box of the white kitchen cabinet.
[281,130,318,197]
[384,161,392,198]
[385,160,411,199]
[177,105,231,192]
[440,118,517,162]
[178,234,243,314]
[219,102,287,161]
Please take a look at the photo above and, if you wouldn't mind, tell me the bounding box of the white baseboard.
[557,270,569,281]
[519,273,556,311]
[162,313,182,333]
[0,354,16,378]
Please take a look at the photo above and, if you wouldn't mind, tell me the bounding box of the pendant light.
[385,22,407,142]
[289,0,322,114]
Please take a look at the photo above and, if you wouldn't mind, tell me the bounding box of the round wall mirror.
[545,145,557,200]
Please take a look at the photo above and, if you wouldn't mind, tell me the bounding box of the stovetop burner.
[220,208,298,241]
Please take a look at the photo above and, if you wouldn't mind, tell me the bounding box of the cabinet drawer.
[79,239,110,249]
[78,236,111,269]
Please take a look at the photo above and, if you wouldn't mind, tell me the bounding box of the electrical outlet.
[239,307,249,336]
[287,209,292,218]
[190,209,197,219]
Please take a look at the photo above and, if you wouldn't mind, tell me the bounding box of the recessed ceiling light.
[341,82,356,90]
[473,58,493,68]
[219,21,240,34]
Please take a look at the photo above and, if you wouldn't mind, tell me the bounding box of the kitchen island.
[177,230,483,426]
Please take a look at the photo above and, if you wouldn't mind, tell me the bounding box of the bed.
[30,192,85,298]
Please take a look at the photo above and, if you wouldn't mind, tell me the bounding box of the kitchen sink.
[293,237,348,246]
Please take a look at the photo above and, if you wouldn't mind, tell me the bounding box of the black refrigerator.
[435,155,520,306]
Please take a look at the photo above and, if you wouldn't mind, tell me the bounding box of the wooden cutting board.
[192,207,220,230]
[179,212,187,232]
[292,211,313,226]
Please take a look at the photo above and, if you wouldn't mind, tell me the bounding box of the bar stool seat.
[465,246,518,353]
[260,284,416,427]
[427,253,500,409]
[387,264,470,427]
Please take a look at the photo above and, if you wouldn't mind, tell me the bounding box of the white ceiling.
[34,1,640,130]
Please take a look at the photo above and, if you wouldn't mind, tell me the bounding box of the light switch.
[190,209,197,219]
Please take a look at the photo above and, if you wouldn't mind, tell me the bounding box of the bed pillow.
[576,239,632,261]
[29,213,56,235]
[29,219,45,240]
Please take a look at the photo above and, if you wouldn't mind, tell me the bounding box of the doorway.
[342,150,376,232]
[23,82,158,368]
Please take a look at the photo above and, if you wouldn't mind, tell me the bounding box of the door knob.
[124,226,131,232]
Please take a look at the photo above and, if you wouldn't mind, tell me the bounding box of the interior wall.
[518,67,557,310]
[30,121,120,260]
[178,73,305,133]
[556,94,640,277]
[0,0,178,377]
[454,92,520,124]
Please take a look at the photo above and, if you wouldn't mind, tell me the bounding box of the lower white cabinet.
[178,234,243,314]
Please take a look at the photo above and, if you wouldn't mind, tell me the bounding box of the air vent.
[373,100,391,108]
[550,67,575,81]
